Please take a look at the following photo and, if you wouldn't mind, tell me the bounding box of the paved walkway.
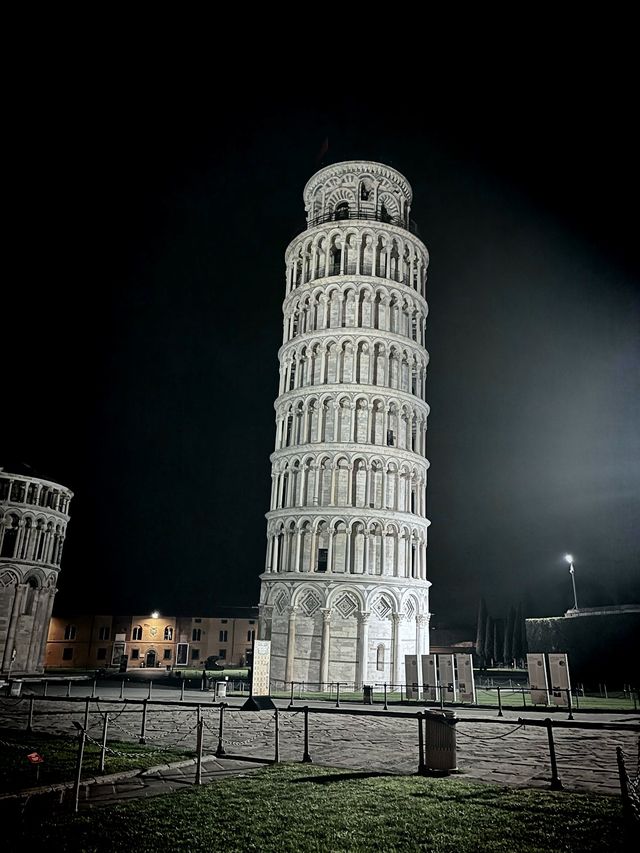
[1,686,638,811]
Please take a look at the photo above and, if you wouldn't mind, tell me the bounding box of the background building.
[259,161,432,687]
[0,465,72,675]
[46,608,258,670]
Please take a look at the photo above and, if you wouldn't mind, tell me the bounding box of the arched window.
[164,626,173,641]
[64,624,77,640]
[376,644,385,671]
[335,202,349,220]
[132,625,143,640]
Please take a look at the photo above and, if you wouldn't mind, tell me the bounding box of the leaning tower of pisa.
[259,161,431,689]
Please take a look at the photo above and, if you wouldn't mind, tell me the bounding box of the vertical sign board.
[455,653,476,704]
[405,654,421,700]
[548,653,571,707]
[251,640,272,697]
[421,654,439,701]
[439,654,457,702]
[526,653,550,705]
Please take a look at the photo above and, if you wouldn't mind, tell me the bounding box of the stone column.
[285,606,298,684]
[25,589,45,672]
[35,587,57,671]
[356,611,370,689]
[416,613,429,657]
[320,608,332,687]
[392,612,402,687]
[1,583,26,671]
[258,605,273,641]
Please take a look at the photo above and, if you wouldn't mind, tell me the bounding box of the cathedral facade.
[0,466,72,675]
[259,161,431,688]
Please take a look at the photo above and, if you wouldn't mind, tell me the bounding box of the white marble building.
[259,161,431,688]
[0,466,72,675]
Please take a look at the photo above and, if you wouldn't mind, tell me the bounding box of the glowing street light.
[564,554,578,611]
[151,611,159,619]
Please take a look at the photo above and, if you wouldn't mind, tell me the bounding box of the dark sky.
[4,56,639,628]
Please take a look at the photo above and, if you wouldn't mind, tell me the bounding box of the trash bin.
[363,685,373,705]
[424,710,457,774]
[9,680,23,697]
[215,681,228,699]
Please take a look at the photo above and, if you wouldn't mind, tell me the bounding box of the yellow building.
[46,609,258,670]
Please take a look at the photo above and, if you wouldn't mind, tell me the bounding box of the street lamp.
[564,554,578,611]
[151,611,159,619]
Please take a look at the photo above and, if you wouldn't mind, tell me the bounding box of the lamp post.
[565,554,578,611]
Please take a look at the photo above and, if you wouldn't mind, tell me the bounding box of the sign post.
[421,654,439,701]
[405,655,421,701]
[242,639,275,710]
[548,653,571,707]
[526,653,550,705]
[455,653,476,704]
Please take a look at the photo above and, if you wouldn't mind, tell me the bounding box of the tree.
[503,606,516,665]
[484,615,494,668]
[512,602,525,665]
[493,618,504,666]
[475,598,488,667]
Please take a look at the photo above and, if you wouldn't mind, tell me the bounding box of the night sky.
[4,59,639,628]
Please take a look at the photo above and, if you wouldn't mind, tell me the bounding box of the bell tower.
[259,161,431,689]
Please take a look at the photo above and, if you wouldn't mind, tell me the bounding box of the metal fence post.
[497,686,503,717]
[302,706,312,763]
[24,695,35,733]
[567,689,574,720]
[521,687,527,709]
[274,708,280,763]
[139,699,148,744]
[384,682,388,711]
[180,679,185,701]
[99,713,109,773]
[289,681,295,709]
[83,697,90,733]
[66,680,72,698]
[616,746,632,822]
[417,712,426,775]
[91,678,97,698]
[72,725,86,813]
[335,682,341,708]
[216,703,226,757]
[439,684,444,711]
[545,718,563,790]
[148,680,153,700]
[120,679,125,700]
[195,716,204,785]
[43,681,48,697]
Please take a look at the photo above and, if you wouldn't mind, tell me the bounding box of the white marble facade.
[259,161,431,688]
[0,467,72,675]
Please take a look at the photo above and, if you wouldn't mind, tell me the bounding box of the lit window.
[132,626,142,640]
[164,627,173,641]
[64,624,76,640]
[247,630,255,642]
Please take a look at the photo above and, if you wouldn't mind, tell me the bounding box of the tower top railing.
[303,209,420,237]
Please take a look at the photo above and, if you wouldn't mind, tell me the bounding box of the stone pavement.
[1,685,638,810]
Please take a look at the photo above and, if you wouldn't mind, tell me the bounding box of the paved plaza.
[1,682,638,810]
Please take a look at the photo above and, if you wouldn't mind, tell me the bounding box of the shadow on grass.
[292,771,396,785]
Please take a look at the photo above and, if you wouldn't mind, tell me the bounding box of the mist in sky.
[3,66,638,628]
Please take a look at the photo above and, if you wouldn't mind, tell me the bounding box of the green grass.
[6,763,627,852]
[0,729,194,792]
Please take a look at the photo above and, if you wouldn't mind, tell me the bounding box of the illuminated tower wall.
[259,161,431,688]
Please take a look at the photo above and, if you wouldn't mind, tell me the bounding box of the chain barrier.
[82,729,190,760]
[202,711,276,748]
[617,738,640,825]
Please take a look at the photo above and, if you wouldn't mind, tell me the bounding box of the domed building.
[0,465,73,675]
[259,161,431,688]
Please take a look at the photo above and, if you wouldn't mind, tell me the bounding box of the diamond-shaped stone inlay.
[300,591,322,617]
[374,596,392,620]
[335,593,358,619]
[405,599,416,620]
[274,592,288,616]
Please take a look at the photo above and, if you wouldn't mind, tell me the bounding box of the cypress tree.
[484,615,494,668]
[475,598,488,666]
[493,618,504,666]
[513,602,524,665]
[503,606,516,665]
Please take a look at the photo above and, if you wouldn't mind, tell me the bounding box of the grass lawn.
[6,763,628,852]
[0,728,194,793]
